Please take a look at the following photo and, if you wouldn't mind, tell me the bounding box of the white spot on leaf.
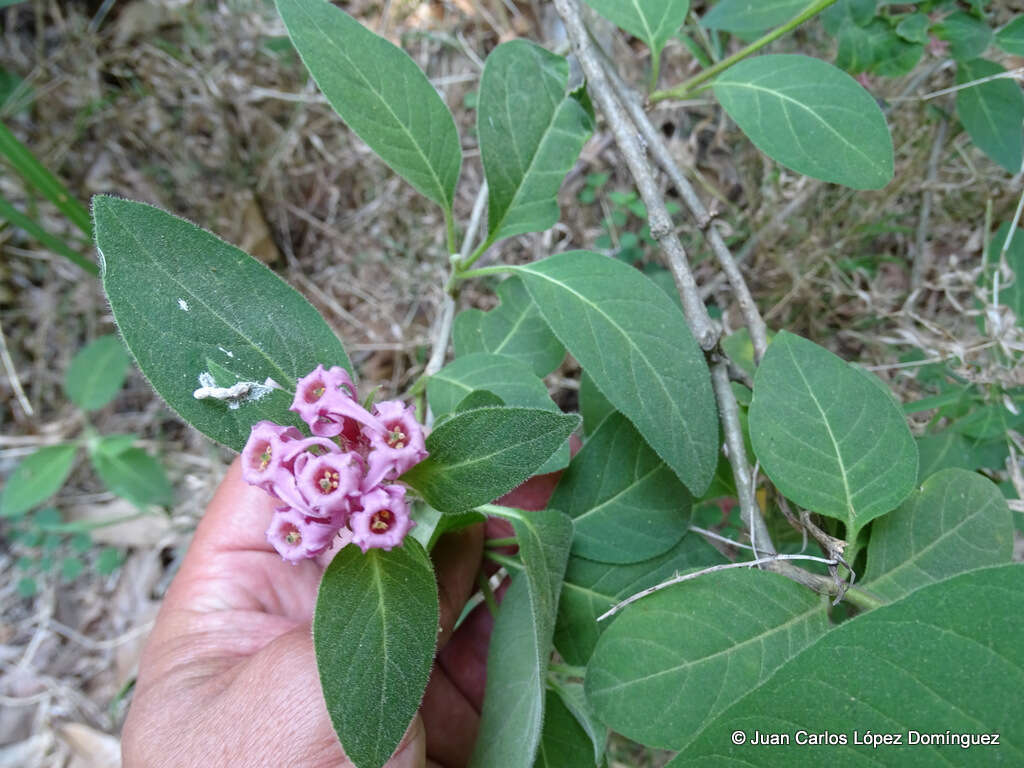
[178,299,189,311]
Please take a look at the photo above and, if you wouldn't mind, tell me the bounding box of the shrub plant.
[83,0,1022,765]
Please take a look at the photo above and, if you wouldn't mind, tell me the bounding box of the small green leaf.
[980,223,1024,324]
[864,469,1013,602]
[70,532,92,553]
[91,446,173,508]
[471,505,573,768]
[409,503,485,551]
[996,16,1024,55]
[821,0,877,34]
[96,547,124,575]
[550,412,691,563]
[547,680,607,766]
[951,402,1024,440]
[275,0,460,211]
[895,12,930,44]
[401,407,581,514]
[700,0,808,36]
[64,335,132,411]
[533,691,595,768]
[934,11,993,61]
[61,556,84,583]
[836,19,923,78]
[748,331,918,540]
[452,277,565,377]
[314,539,438,768]
[668,566,1024,765]
[1,444,77,518]
[427,352,568,472]
[91,433,137,458]
[713,54,894,190]
[585,569,829,750]
[555,534,726,666]
[17,577,37,598]
[93,196,351,451]
[584,0,690,60]
[513,251,718,495]
[956,58,1024,174]
[478,41,592,248]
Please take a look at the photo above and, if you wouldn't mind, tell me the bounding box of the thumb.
[214,625,426,768]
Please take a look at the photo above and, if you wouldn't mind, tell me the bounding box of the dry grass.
[0,1,1021,765]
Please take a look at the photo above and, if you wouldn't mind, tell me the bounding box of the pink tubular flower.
[266,506,339,563]
[296,451,364,520]
[240,421,303,492]
[361,400,428,490]
[292,364,384,442]
[349,485,414,553]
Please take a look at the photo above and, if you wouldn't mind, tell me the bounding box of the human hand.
[121,458,487,768]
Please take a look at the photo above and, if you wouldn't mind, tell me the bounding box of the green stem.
[457,264,514,281]
[485,536,518,549]
[548,662,587,680]
[648,48,662,93]
[444,206,458,256]
[841,585,885,612]
[458,235,494,272]
[651,0,840,103]
[485,550,522,572]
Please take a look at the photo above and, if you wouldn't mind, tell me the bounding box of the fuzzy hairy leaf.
[401,407,581,513]
[714,54,894,189]
[93,196,351,451]
[276,0,461,211]
[478,41,592,247]
[314,539,438,768]
[513,251,717,495]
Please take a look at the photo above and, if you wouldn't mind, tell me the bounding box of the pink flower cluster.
[240,364,427,563]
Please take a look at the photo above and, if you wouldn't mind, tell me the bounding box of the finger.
[431,523,484,649]
[421,662,479,768]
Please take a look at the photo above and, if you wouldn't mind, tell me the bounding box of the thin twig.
[0,318,33,417]
[598,554,839,621]
[711,357,774,558]
[596,52,768,362]
[910,67,1024,101]
[553,0,718,350]
[911,117,948,291]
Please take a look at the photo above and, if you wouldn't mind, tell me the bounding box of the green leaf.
[916,431,975,481]
[452,277,565,377]
[700,0,808,36]
[956,58,1024,174]
[61,556,84,583]
[864,469,1013,602]
[314,539,438,768]
[533,691,596,768]
[1,444,77,518]
[400,407,581,513]
[64,335,132,411]
[555,534,726,666]
[478,41,593,247]
[17,577,36,598]
[93,196,351,451]
[585,569,829,750]
[91,434,137,458]
[275,0,460,212]
[513,251,718,495]
[96,547,124,575]
[549,412,692,564]
[895,12,930,44]
[471,505,573,768]
[578,370,614,436]
[951,402,1024,440]
[996,16,1024,55]
[713,54,894,190]
[455,390,504,412]
[0,195,98,275]
[748,331,917,539]
[821,0,876,35]
[934,11,993,61]
[836,19,923,78]
[668,566,1024,766]
[0,120,92,236]
[427,353,568,472]
[547,680,607,766]
[91,447,173,508]
[583,0,691,60]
